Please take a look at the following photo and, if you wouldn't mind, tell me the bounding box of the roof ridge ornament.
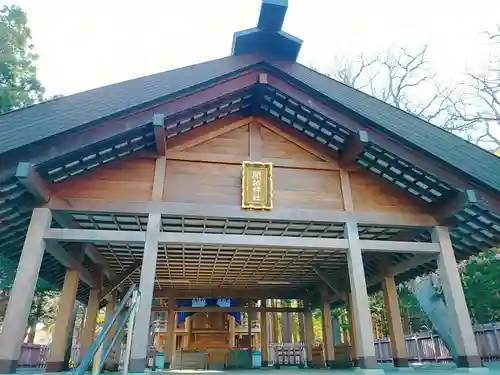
[231,0,302,61]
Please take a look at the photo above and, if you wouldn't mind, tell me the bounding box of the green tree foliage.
[0,4,44,113]
[461,249,500,324]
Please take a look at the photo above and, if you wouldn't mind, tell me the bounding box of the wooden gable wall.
[51,116,426,214]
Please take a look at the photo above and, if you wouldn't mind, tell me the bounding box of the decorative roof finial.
[231,0,302,61]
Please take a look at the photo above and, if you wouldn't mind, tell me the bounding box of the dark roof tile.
[0,54,262,154]
[272,61,500,193]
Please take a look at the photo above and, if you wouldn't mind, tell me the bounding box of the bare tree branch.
[327,44,453,126]
[324,40,500,153]
[448,25,500,152]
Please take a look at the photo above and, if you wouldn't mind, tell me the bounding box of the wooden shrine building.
[0,0,500,373]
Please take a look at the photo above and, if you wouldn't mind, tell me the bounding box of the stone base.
[393,357,410,367]
[457,355,483,368]
[306,360,315,368]
[358,356,379,369]
[128,357,146,373]
[163,361,170,369]
[46,361,65,372]
[273,363,280,369]
[0,359,17,374]
[261,360,269,367]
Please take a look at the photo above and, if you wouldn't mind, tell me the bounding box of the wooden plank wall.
[52,157,155,201]
[51,116,425,215]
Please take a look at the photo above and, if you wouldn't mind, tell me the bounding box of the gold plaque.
[242,161,273,210]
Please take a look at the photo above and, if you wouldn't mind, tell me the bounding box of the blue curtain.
[176,298,241,325]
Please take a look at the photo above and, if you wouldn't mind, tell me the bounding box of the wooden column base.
[0,359,17,374]
[163,361,171,369]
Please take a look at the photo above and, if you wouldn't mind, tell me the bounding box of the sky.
[6,0,500,97]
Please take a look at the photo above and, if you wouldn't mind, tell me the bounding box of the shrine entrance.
[0,3,495,372]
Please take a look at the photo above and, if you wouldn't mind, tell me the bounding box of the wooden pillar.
[271,300,278,343]
[247,308,253,368]
[345,221,379,370]
[298,311,305,343]
[129,213,161,372]
[229,314,236,347]
[321,286,335,368]
[432,226,482,368]
[260,300,269,367]
[0,208,51,373]
[46,269,79,372]
[304,308,314,367]
[164,299,177,369]
[80,288,100,359]
[347,295,357,363]
[382,276,408,367]
[185,316,192,349]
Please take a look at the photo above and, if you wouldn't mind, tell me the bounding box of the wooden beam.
[12,165,113,285]
[153,288,306,299]
[45,241,97,288]
[152,157,167,202]
[83,243,116,282]
[312,266,346,300]
[432,189,478,224]
[165,151,339,171]
[44,228,146,244]
[339,130,369,167]
[365,254,437,288]
[359,240,441,253]
[44,199,437,227]
[169,117,253,152]
[249,121,263,159]
[157,232,349,250]
[100,260,142,300]
[340,170,354,212]
[15,162,51,203]
[49,208,117,283]
[153,306,307,313]
[386,254,437,278]
[153,113,166,156]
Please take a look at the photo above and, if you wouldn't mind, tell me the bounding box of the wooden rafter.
[15,163,51,203]
[339,130,369,167]
[153,113,166,155]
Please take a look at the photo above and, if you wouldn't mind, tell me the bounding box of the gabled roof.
[2,56,498,194]
[270,61,500,194]
[0,54,263,154]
